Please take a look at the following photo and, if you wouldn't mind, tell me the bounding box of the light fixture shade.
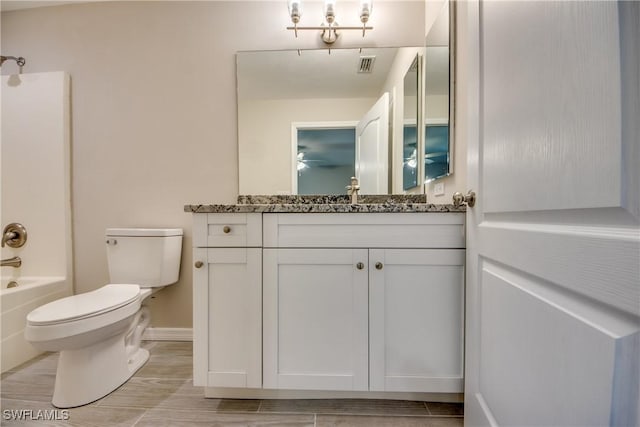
[288,0,302,24]
[324,0,336,23]
[360,0,372,23]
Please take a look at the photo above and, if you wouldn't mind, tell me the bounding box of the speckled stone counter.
[236,194,428,205]
[184,194,465,213]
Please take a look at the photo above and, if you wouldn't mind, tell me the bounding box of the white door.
[464,1,640,426]
[356,92,389,194]
[263,248,369,391]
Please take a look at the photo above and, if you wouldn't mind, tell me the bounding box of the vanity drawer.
[263,213,465,249]
[193,213,262,247]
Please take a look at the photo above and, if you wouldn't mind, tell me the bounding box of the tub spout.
[1,256,21,268]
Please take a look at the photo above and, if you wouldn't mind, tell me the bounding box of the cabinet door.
[369,249,465,393]
[263,248,369,391]
[193,248,262,388]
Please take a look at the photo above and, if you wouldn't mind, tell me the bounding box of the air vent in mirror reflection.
[358,56,376,73]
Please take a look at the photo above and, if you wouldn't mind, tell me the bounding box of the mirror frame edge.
[448,0,456,177]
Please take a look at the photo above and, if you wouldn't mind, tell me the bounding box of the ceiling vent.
[358,55,376,73]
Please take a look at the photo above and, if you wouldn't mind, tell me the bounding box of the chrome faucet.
[1,256,21,268]
[346,176,360,204]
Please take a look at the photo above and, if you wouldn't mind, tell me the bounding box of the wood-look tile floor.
[1,341,463,426]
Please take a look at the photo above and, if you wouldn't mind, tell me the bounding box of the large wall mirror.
[237,3,453,195]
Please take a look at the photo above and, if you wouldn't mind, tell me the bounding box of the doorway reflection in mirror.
[294,126,356,195]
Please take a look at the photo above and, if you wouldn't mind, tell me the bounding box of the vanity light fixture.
[359,0,372,35]
[287,0,373,45]
[288,0,303,36]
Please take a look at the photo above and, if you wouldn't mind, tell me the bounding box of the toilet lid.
[27,284,141,325]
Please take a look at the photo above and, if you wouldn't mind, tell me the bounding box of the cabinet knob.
[375,262,383,270]
[194,261,204,269]
[356,262,364,270]
[223,226,231,234]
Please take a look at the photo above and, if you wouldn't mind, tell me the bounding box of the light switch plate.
[434,182,445,196]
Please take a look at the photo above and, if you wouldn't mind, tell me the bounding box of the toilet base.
[51,331,149,408]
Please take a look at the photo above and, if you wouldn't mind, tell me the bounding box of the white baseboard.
[142,327,193,341]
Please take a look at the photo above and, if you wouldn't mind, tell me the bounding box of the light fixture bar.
[286,25,374,44]
[286,26,373,31]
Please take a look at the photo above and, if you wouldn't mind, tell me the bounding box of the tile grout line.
[130,409,149,427]
[424,401,432,415]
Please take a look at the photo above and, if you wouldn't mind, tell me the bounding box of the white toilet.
[25,228,183,408]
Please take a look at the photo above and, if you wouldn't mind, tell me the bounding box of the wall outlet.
[434,182,445,196]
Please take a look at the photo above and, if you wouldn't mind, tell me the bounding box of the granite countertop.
[236,195,428,204]
[184,195,466,214]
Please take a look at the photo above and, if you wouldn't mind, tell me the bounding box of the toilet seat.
[25,284,143,345]
[27,284,141,325]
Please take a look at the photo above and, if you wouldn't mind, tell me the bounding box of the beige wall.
[1,1,425,328]
[239,97,376,195]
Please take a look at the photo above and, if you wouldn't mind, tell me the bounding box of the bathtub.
[1,276,71,372]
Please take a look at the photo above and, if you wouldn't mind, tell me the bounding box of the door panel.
[192,247,262,388]
[207,248,262,388]
[481,1,622,213]
[263,248,369,391]
[356,92,389,194]
[464,1,640,425]
[478,260,637,426]
[369,249,464,393]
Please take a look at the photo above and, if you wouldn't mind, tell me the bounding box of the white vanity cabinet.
[263,248,370,391]
[192,210,465,395]
[368,248,465,393]
[262,213,465,394]
[192,213,262,389]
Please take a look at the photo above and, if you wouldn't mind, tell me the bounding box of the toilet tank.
[106,228,183,288]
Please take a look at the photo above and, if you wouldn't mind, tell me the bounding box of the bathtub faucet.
[1,256,21,268]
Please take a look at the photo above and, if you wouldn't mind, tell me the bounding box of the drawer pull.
[194,261,204,269]
[356,262,364,270]
[223,226,232,234]
[375,262,383,270]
